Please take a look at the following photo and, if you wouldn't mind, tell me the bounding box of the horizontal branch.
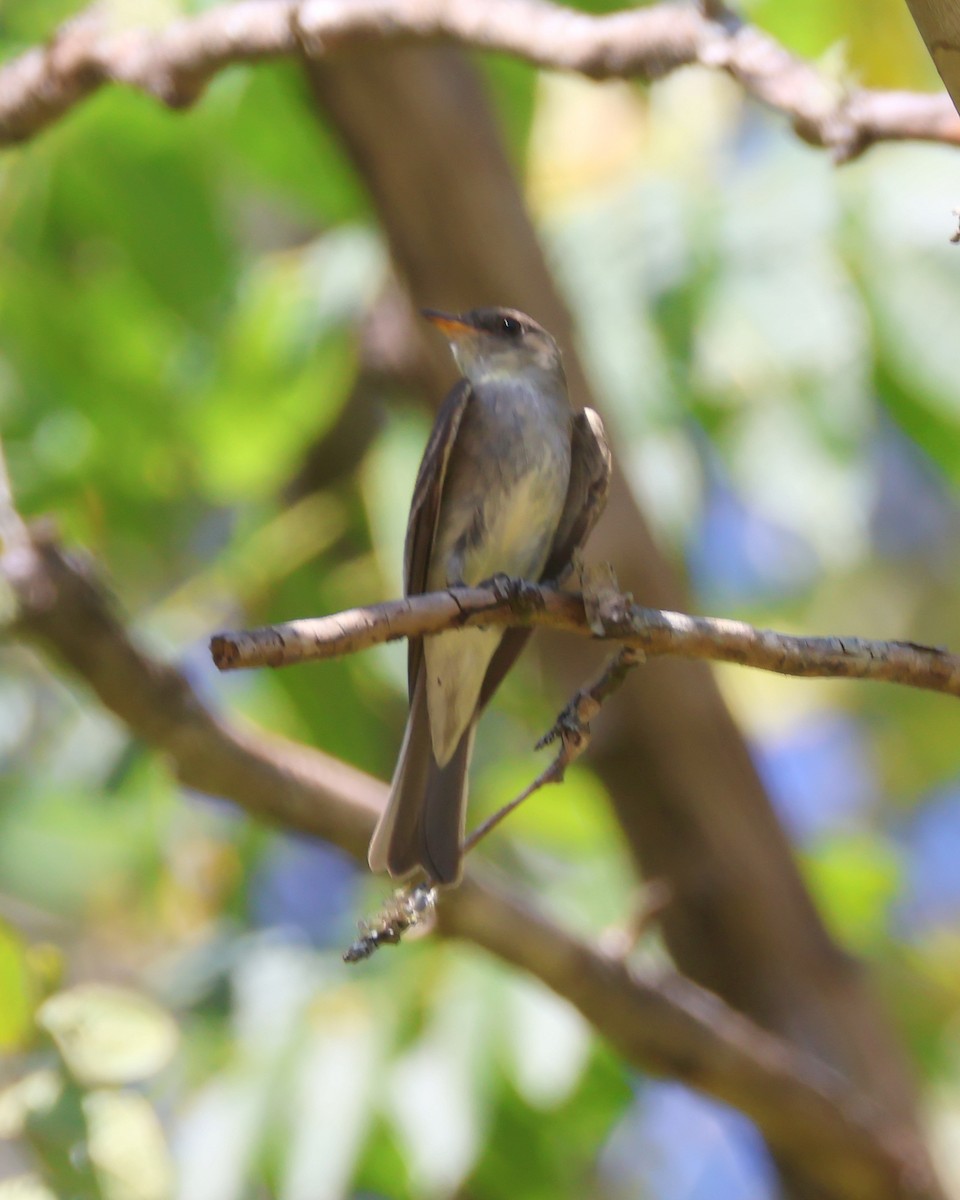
[0,0,957,162]
[0,523,934,1199]
[210,581,960,699]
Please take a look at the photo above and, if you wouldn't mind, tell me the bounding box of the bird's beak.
[421,309,476,339]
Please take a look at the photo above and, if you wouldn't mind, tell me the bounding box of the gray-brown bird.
[368,307,611,885]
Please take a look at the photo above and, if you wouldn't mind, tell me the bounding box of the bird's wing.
[541,407,612,584]
[404,377,473,700]
[478,407,612,711]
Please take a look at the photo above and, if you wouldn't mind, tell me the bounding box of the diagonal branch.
[0,0,957,162]
[209,581,960,699]
[447,874,935,1200]
[463,644,643,855]
[0,516,938,1199]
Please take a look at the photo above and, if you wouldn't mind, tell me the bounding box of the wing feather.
[542,407,612,583]
[404,378,473,699]
[478,407,612,711]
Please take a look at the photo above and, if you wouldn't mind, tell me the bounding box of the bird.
[367,306,611,886]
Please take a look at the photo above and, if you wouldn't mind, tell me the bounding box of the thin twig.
[463,645,642,854]
[0,0,958,162]
[210,582,960,699]
[598,879,673,959]
[343,880,437,962]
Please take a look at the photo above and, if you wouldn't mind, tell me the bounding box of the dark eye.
[501,316,522,337]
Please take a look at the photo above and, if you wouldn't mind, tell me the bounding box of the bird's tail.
[368,670,474,885]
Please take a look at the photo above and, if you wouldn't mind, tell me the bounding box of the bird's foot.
[482,573,545,615]
[536,691,591,756]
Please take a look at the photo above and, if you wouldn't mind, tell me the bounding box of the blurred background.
[1,0,960,1197]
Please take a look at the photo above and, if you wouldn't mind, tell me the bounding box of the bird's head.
[422,307,563,385]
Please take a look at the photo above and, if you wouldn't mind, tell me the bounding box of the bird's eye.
[501,316,522,337]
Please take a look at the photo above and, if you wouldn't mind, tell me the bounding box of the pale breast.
[462,461,568,584]
[427,376,572,591]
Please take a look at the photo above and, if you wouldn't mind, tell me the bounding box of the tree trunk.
[300,42,938,1196]
[904,0,960,114]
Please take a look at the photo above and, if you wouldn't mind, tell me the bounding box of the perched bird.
[368,307,611,885]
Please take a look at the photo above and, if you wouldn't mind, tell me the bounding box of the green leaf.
[0,922,33,1051]
[222,64,370,225]
[803,833,902,950]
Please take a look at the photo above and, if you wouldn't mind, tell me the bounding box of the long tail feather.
[419,723,474,884]
[368,670,474,884]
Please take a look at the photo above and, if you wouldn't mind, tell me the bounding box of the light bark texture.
[0,0,958,160]
[209,582,960,698]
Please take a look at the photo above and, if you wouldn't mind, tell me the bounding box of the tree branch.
[209,581,960,699]
[1,0,957,162]
[0,516,938,1200]
[447,875,934,1200]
